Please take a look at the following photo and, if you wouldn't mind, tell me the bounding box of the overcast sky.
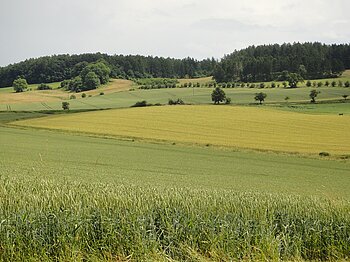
[0,0,349,66]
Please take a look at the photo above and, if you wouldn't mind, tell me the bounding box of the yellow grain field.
[13,105,350,155]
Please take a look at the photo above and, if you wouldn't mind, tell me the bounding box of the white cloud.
[0,0,349,66]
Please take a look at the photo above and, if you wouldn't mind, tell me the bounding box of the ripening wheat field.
[13,105,350,155]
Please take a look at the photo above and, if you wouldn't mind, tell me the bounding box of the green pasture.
[1,86,349,112]
[1,121,350,198]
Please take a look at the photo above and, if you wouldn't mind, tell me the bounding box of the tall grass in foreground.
[0,176,349,261]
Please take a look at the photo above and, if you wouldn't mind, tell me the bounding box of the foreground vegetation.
[1,175,349,261]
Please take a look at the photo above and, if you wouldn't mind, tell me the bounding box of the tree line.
[0,54,216,87]
[213,42,350,83]
[1,42,350,88]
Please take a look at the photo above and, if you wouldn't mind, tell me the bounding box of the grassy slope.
[1,86,349,112]
[1,71,349,112]
[13,105,350,155]
[1,125,350,199]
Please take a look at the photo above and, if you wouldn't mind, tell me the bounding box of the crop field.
[1,121,350,260]
[13,105,350,156]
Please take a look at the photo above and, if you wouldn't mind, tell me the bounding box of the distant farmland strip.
[13,105,350,155]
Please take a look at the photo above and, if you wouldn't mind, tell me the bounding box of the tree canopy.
[211,87,226,104]
[309,90,320,103]
[254,92,267,104]
[12,78,28,93]
[0,53,216,87]
[213,42,350,83]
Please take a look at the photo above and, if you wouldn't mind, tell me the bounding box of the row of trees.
[213,43,350,83]
[211,87,348,105]
[0,54,216,87]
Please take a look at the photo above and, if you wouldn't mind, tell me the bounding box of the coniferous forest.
[0,42,349,87]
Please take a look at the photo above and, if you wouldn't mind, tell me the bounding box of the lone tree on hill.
[13,77,28,93]
[309,90,320,103]
[254,92,267,104]
[62,101,70,110]
[211,87,226,104]
[287,73,303,88]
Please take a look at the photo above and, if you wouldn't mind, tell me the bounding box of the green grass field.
[2,124,350,197]
[1,85,349,112]
[1,71,349,112]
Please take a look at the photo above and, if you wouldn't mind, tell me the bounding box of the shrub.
[319,152,330,157]
[62,101,70,110]
[99,92,104,96]
[317,82,323,87]
[70,95,76,100]
[225,97,231,104]
[37,83,52,90]
[132,100,148,107]
[81,93,86,98]
[168,98,185,105]
[345,81,350,87]
[331,81,337,87]
[306,80,312,87]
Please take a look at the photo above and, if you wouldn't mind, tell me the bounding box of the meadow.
[0,71,349,112]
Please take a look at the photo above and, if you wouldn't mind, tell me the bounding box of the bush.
[225,97,231,104]
[317,82,323,87]
[168,98,185,105]
[306,80,312,87]
[37,83,52,90]
[345,81,350,87]
[331,81,337,87]
[62,102,70,110]
[81,93,86,98]
[319,152,330,157]
[70,95,76,100]
[99,92,104,96]
[132,100,148,107]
